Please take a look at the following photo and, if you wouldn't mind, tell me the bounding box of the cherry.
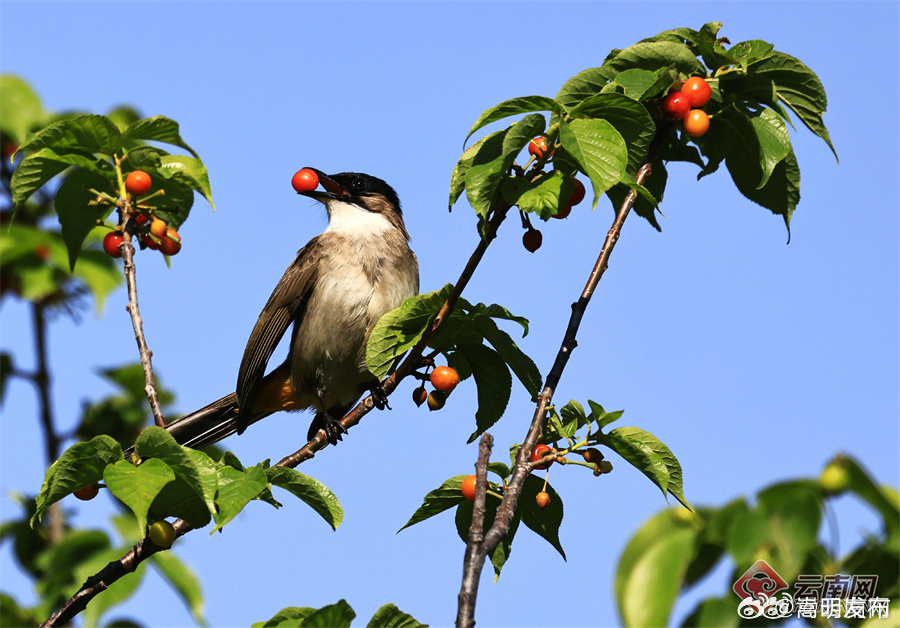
[684,110,710,137]
[522,229,542,253]
[430,366,459,394]
[527,136,554,160]
[536,491,550,509]
[141,234,160,250]
[158,229,182,256]
[74,484,99,501]
[125,170,152,196]
[461,474,477,501]
[583,447,604,463]
[681,77,711,108]
[531,444,553,470]
[149,218,167,238]
[291,168,319,193]
[662,92,691,120]
[149,520,175,549]
[103,232,124,258]
[427,390,446,411]
[820,461,851,495]
[134,212,150,226]
[412,386,428,407]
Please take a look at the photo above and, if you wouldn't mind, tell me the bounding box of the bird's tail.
[124,393,275,457]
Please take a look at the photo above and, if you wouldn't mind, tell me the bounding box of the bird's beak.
[298,168,349,201]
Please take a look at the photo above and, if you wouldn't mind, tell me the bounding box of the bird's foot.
[369,382,391,411]
[307,412,347,445]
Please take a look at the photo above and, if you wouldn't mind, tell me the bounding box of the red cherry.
[134,212,150,226]
[461,474,477,501]
[662,92,691,120]
[681,77,711,108]
[530,444,553,470]
[291,168,319,193]
[74,484,99,501]
[158,229,182,256]
[103,232,124,258]
[430,366,459,394]
[141,234,160,250]
[527,137,554,160]
[684,109,710,137]
[125,170,152,196]
[568,178,586,207]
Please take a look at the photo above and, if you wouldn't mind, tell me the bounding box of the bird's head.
[297,169,408,240]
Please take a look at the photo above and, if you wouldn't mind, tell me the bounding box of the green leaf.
[151,546,206,625]
[0,75,45,143]
[558,118,628,209]
[122,116,200,158]
[158,154,215,209]
[103,458,176,532]
[32,435,124,527]
[503,170,570,220]
[616,509,698,628]
[602,40,705,79]
[476,319,541,400]
[398,475,467,532]
[16,114,122,157]
[366,603,427,628]
[567,92,656,175]
[747,51,837,161]
[299,600,356,628]
[460,343,512,443]
[601,426,689,509]
[749,108,792,189]
[754,480,822,579]
[54,168,116,270]
[589,400,624,431]
[556,67,611,109]
[609,67,673,101]
[71,246,124,315]
[728,40,775,71]
[679,597,740,628]
[606,159,667,231]
[834,455,899,543]
[366,286,452,379]
[266,466,344,531]
[519,475,565,559]
[449,132,498,210]
[464,95,563,144]
[134,427,218,526]
[253,607,315,628]
[212,462,270,532]
[465,113,545,226]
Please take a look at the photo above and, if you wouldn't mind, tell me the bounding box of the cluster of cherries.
[102,170,183,259]
[662,76,712,137]
[413,365,460,412]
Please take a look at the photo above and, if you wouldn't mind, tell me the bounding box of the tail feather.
[124,393,275,457]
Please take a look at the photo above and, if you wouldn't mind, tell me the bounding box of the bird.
[158,169,419,450]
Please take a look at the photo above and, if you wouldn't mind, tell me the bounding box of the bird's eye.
[350,178,367,191]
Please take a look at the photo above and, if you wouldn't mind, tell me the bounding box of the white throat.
[324,199,393,238]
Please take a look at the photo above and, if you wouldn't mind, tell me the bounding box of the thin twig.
[120,220,166,428]
[456,433,494,628]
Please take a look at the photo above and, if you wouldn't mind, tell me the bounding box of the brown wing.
[234,238,323,433]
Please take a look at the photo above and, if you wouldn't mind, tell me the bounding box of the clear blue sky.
[2,2,898,627]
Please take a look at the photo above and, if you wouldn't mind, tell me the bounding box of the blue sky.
[1,2,898,627]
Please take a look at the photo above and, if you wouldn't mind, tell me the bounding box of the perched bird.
[160,169,419,449]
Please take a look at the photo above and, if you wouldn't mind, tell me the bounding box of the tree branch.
[456,433,493,628]
[120,217,166,428]
[459,142,662,622]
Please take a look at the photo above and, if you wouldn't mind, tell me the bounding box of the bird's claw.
[370,383,391,411]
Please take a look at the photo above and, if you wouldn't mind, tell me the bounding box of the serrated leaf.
[616,509,698,628]
[134,426,218,523]
[16,114,122,157]
[465,113,545,226]
[32,435,123,527]
[158,154,215,209]
[747,51,837,161]
[589,400,624,431]
[567,92,656,175]
[122,116,200,158]
[602,426,689,509]
[750,108,791,189]
[254,607,315,628]
[0,75,45,143]
[504,170,570,220]
[103,458,176,532]
[461,343,512,443]
[366,286,452,379]
[519,475,565,559]
[610,68,672,101]
[366,603,427,628]
[299,599,356,628]
[212,463,270,532]
[556,67,611,109]
[151,550,206,625]
[558,118,628,209]
[449,132,498,210]
[728,39,775,71]
[266,466,343,531]
[398,475,467,532]
[465,95,562,144]
[54,167,116,270]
